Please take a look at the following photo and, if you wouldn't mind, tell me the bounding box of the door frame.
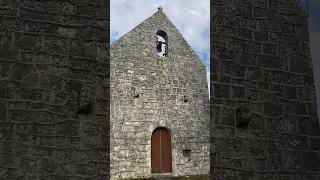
[150,126,173,174]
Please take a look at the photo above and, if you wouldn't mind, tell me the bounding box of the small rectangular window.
[183,149,191,157]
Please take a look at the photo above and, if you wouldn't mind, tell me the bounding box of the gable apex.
[111,9,178,46]
[111,8,206,69]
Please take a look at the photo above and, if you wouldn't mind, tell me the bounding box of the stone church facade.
[110,7,210,179]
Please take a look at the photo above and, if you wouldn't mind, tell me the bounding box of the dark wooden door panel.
[151,128,172,173]
[161,129,172,172]
[151,129,161,173]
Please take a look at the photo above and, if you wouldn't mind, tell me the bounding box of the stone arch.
[156,30,168,57]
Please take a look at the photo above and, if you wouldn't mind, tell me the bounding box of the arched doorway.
[151,127,172,173]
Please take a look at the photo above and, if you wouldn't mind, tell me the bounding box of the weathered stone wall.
[110,11,210,179]
[211,0,320,179]
[0,0,110,179]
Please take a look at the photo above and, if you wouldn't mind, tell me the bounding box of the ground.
[120,175,210,180]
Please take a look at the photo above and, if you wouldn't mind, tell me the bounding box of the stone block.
[264,102,283,117]
[214,84,230,99]
[254,7,271,18]
[10,109,33,123]
[73,149,90,162]
[302,74,315,86]
[301,151,320,171]
[1,168,26,180]
[79,25,107,42]
[39,74,62,91]
[39,136,65,147]
[70,40,95,58]
[289,53,312,73]
[44,36,69,55]
[231,86,245,99]
[18,87,42,101]
[30,124,56,136]
[89,149,109,161]
[310,137,320,152]
[228,37,247,52]
[291,101,307,115]
[75,162,97,176]
[284,151,301,171]
[16,143,29,156]
[0,61,12,79]
[253,30,268,41]
[58,120,80,136]
[257,55,283,69]
[280,22,295,35]
[56,27,77,38]
[15,33,42,51]
[55,149,73,163]
[308,118,320,136]
[32,146,54,158]
[34,1,61,12]
[225,17,239,26]
[283,86,297,99]
[15,134,36,145]
[0,154,17,167]
[24,21,53,34]
[34,111,56,124]
[223,61,246,78]
[61,2,75,14]
[20,8,49,21]
[20,156,37,170]
[248,113,264,130]
[1,142,13,154]
[216,169,238,180]
[297,87,314,101]
[59,163,75,175]
[11,62,34,81]
[284,135,308,150]
[263,42,277,55]
[42,158,57,173]
[64,80,82,94]
[0,31,12,50]
[259,19,280,31]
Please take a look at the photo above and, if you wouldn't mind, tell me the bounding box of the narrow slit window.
[156,30,167,57]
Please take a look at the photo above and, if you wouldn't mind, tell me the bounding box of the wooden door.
[151,128,172,173]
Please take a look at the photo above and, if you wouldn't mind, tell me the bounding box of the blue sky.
[299,0,320,116]
[110,0,210,91]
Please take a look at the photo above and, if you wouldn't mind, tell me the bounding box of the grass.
[120,174,210,180]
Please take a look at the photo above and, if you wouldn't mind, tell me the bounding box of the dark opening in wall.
[183,95,188,102]
[134,94,139,98]
[183,149,191,157]
[236,107,251,129]
[77,101,93,114]
[76,91,93,116]
[156,30,167,57]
